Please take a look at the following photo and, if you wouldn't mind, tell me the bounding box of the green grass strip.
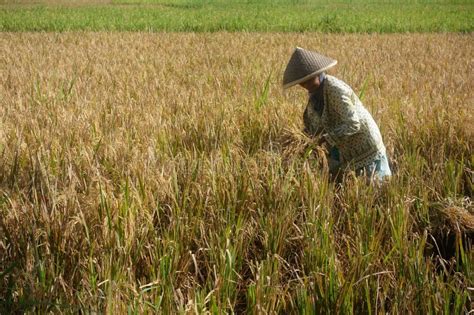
[0,1,473,32]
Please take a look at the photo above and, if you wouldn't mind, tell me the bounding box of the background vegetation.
[1,0,473,32]
[0,32,472,313]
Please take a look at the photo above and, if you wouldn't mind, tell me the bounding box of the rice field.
[0,32,473,313]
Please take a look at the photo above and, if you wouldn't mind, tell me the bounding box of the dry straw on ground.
[0,32,473,313]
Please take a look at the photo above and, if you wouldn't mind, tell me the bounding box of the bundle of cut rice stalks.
[278,127,328,170]
[426,197,473,261]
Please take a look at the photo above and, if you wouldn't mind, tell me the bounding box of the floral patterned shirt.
[303,75,386,170]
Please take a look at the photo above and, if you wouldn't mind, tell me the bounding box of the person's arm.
[323,84,360,146]
[303,101,324,137]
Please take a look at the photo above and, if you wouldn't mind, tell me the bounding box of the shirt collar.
[319,72,326,83]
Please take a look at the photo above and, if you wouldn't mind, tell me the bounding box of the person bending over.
[283,47,391,180]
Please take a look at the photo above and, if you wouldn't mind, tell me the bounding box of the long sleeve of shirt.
[324,86,361,145]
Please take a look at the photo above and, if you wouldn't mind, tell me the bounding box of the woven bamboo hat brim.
[283,47,337,89]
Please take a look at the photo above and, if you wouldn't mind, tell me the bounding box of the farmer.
[283,47,391,180]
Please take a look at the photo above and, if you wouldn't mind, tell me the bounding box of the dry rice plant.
[279,127,328,169]
[0,32,473,313]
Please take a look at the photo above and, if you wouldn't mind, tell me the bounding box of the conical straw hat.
[282,47,337,89]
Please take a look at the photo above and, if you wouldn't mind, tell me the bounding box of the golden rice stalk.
[279,127,328,170]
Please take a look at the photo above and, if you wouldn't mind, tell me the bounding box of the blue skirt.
[329,146,392,180]
[357,153,392,180]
